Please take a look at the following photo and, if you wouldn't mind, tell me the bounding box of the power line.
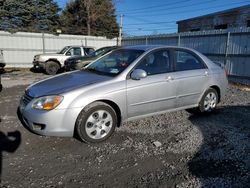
[120,0,250,33]
[124,21,177,26]
[118,0,215,15]
[123,26,177,31]
[122,1,250,35]
[123,1,250,17]
[116,0,193,13]
[124,6,250,27]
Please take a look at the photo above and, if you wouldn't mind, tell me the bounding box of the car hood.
[39,53,64,57]
[26,71,112,98]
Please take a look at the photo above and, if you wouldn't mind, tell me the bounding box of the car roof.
[67,45,95,48]
[96,46,118,50]
[120,45,197,52]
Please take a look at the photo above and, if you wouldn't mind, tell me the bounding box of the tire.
[186,88,218,114]
[76,102,117,143]
[45,61,60,75]
[199,88,219,113]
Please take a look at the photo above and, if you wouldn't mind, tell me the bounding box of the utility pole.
[118,14,123,46]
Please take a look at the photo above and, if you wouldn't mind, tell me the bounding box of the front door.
[126,49,177,118]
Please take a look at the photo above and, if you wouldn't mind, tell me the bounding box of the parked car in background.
[0,50,5,91]
[64,46,118,71]
[19,45,228,143]
[0,75,2,92]
[33,45,95,75]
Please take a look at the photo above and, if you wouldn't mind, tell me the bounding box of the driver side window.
[135,49,171,75]
[68,47,81,56]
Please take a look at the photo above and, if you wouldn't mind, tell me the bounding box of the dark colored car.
[0,50,5,91]
[64,46,118,71]
[0,75,2,92]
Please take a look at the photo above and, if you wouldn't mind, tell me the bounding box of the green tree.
[60,0,119,38]
[0,0,60,33]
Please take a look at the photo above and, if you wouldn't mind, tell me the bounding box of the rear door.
[173,49,210,107]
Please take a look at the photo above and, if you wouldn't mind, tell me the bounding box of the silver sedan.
[19,45,228,143]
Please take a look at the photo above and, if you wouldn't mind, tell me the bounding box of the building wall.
[178,6,250,32]
[0,31,118,67]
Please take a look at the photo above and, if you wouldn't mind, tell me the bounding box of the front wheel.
[76,102,117,143]
[45,61,60,75]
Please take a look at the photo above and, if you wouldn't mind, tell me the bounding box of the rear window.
[85,48,95,55]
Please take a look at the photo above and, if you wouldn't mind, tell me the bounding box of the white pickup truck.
[33,45,95,75]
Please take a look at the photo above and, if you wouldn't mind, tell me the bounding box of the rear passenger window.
[175,50,205,71]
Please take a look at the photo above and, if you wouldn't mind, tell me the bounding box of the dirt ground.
[0,70,250,188]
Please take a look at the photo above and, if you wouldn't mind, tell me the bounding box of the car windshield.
[84,49,144,76]
[58,46,71,54]
[89,47,112,57]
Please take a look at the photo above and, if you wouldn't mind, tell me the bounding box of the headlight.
[32,95,63,110]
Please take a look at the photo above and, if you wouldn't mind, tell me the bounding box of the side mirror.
[131,69,147,80]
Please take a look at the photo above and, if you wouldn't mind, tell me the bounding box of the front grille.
[22,93,34,106]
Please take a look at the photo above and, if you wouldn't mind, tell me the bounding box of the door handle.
[205,71,209,76]
[166,76,173,82]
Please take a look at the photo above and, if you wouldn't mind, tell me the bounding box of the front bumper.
[19,97,81,137]
[33,61,46,69]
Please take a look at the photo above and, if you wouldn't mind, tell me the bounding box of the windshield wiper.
[83,67,115,77]
[84,67,102,74]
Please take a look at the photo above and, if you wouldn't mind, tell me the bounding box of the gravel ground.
[0,70,250,188]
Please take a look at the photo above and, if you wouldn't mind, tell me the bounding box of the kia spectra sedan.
[19,45,228,143]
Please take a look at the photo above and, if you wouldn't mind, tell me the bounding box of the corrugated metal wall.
[0,31,118,67]
[122,28,250,80]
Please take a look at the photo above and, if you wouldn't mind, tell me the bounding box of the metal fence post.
[42,32,45,53]
[225,32,230,58]
[178,34,181,46]
[225,32,231,75]
[85,38,88,46]
[145,37,148,45]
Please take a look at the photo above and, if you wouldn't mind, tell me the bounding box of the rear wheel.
[76,102,117,143]
[200,88,218,113]
[45,61,60,75]
[186,88,218,114]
